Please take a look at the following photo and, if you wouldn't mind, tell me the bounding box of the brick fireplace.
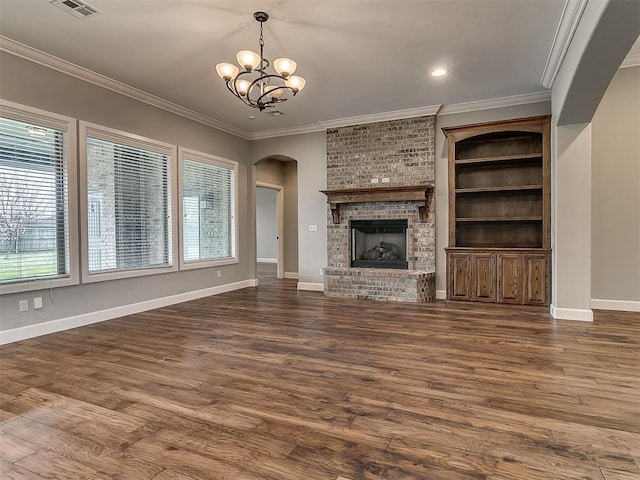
[322,116,436,302]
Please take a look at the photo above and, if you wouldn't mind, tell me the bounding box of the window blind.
[0,117,69,284]
[182,158,235,263]
[86,137,172,274]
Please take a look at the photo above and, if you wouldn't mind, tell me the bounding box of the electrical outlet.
[217,270,222,278]
[33,297,43,309]
[19,299,29,312]
[308,224,318,232]
[381,177,390,183]
[370,178,379,184]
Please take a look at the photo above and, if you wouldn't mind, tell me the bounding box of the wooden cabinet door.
[471,254,496,302]
[448,252,472,301]
[497,254,523,304]
[524,254,549,305]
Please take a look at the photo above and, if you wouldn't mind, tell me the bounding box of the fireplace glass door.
[351,219,408,269]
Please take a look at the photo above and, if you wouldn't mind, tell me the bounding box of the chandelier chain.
[259,21,264,49]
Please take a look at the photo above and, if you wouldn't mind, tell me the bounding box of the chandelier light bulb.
[285,75,306,92]
[236,50,261,71]
[236,79,251,96]
[273,58,297,78]
[215,63,240,81]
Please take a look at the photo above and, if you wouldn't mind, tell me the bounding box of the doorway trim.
[256,181,285,279]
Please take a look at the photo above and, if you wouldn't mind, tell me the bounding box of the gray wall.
[0,52,252,331]
[256,187,278,260]
[591,66,640,302]
[250,132,327,285]
[549,0,639,319]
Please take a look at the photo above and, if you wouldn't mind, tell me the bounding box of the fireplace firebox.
[351,219,408,269]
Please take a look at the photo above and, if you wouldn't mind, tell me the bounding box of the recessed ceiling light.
[248,115,256,120]
[431,68,448,77]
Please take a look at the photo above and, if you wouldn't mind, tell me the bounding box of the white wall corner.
[550,304,594,321]
[436,289,447,300]
[0,279,255,345]
[541,0,589,88]
[297,282,324,292]
[284,272,299,279]
[591,299,640,312]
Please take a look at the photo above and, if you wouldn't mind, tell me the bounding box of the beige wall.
[591,66,640,305]
[0,52,252,332]
[255,158,299,274]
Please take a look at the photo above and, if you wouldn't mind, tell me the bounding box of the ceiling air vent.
[50,0,102,19]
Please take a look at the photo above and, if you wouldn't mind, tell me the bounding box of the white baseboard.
[0,280,254,345]
[248,279,259,287]
[284,272,299,280]
[591,298,640,312]
[550,304,594,322]
[257,258,277,263]
[436,289,446,300]
[297,282,324,292]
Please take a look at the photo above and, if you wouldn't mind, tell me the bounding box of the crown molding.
[540,0,589,89]
[248,122,324,140]
[250,92,551,140]
[438,91,551,116]
[0,35,251,139]
[318,105,442,129]
[247,104,442,140]
[1,35,555,143]
[620,53,640,69]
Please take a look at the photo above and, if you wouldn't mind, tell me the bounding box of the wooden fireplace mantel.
[321,184,434,224]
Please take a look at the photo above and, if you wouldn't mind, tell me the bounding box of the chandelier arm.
[245,75,297,110]
[229,70,256,97]
[253,86,295,107]
[225,80,252,107]
[246,74,288,92]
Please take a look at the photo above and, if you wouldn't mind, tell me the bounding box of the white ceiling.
[0,0,632,136]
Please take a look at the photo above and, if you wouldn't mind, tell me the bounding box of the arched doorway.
[254,156,298,283]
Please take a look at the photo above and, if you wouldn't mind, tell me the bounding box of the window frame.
[0,100,79,295]
[177,147,239,270]
[79,121,178,283]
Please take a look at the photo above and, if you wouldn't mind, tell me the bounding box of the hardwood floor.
[1,277,639,479]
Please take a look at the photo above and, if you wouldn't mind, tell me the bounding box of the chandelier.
[215,11,306,111]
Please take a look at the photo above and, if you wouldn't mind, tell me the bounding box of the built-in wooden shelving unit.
[443,116,551,306]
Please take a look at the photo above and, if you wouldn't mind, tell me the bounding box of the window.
[178,148,237,269]
[0,100,78,294]
[80,122,177,282]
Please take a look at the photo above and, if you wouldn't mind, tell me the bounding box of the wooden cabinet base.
[446,248,550,306]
